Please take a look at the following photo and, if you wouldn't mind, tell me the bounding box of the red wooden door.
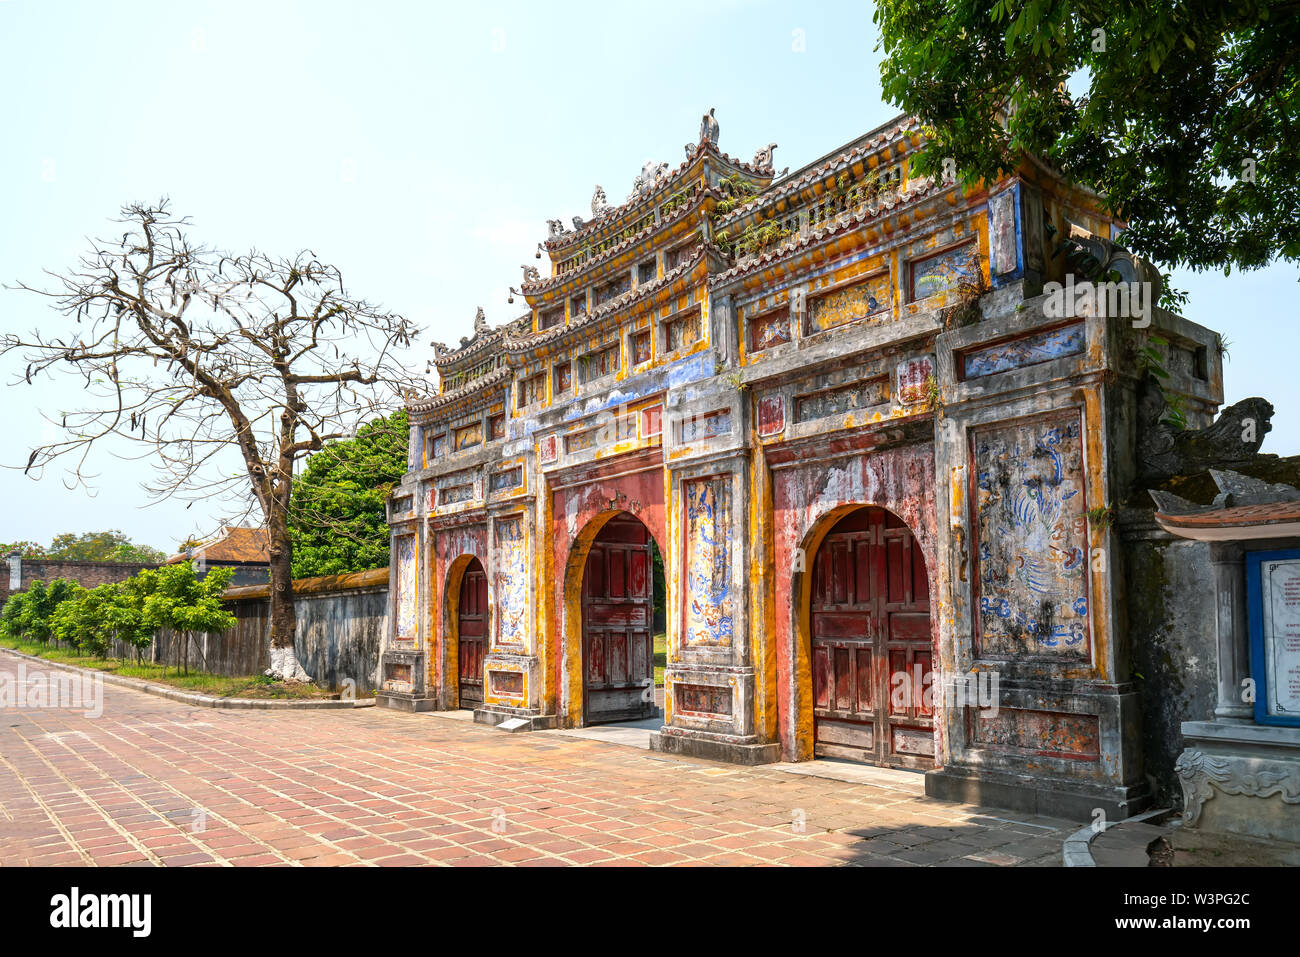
[809,507,934,769]
[457,559,488,708]
[581,515,656,724]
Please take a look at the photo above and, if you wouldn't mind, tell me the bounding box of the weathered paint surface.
[550,459,666,727]
[971,411,1090,659]
[380,113,1234,814]
[770,440,938,762]
[683,477,734,648]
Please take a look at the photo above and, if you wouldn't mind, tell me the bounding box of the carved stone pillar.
[1208,542,1252,721]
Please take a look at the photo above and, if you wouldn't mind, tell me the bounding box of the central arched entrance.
[457,557,488,708]
[580,513,659,724]
[807,505,935,770]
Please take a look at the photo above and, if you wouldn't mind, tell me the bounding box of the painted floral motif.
[495,518,527,646]
[973,413,1090,658]
[395,535,417,639]
[683,478,734,647]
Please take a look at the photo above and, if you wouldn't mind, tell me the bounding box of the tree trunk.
[264,509,310,683]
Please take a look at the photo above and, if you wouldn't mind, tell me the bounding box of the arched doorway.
[580,513,658,725]
[807,506,935,770]
[457,557,488,708]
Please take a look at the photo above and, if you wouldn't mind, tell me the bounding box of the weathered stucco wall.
[149,571,387,692]
[1119,517,1218,806]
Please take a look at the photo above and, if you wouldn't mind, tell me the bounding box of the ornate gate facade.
[379,110,1229,819]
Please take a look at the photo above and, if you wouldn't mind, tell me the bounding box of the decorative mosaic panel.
[911,243,976,300]
[667,311,702,352]
[580,344,619,382]
[489,414,505,440]
[441,483,473,504]
[757,395,785,436]
[429,433,446,459]
[680,409,731,443]
[453,422,482,451]
[675,683,732,718]
[565,428,597,454]
[972,412,1090,658]
[495,517,527,646]
[962,323,1085,379]
[553,363,572,394]
[970,708,1100,759]
[794,377,888,423]
[896,356,934,405]
[683,478,734,648]
[989,188,1018,276]
[641,404,663,438]
[394,535,417,640]
[595,274,630,305]
[489,670,524,697]
[750,309,791,351]
[518,373,545,408]
[489,467,521,492]
[807,274,890,333]
[538,434,558,464]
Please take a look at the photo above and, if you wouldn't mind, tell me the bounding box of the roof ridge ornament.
[699,107,719,147]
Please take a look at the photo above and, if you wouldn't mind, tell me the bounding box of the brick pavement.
[0,652,1078,866]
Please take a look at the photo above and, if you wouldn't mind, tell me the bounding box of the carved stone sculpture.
[1176,750,1300,826]
[473,306,489,336]
[546,219,565,237]
[591,185,609,218]
[520,264,541,284]
[1137,375,1273,479]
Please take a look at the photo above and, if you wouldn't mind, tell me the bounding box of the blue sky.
[1,0,1296,551]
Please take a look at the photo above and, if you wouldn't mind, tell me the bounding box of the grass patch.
[653,631,666,687]
[0,637,336,699]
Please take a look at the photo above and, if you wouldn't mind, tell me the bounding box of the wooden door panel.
[810,508,935,769]
[582,517,656,724]
[458,561,487,708]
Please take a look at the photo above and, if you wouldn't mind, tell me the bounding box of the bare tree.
[3,200,422,681]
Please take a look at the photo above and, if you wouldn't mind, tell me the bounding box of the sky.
[0,0,1296,552]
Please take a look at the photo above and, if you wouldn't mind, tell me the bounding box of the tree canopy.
[4,200,422,680]
[45,530,166,563]
[874,0,1299,272]
[289,408,409,578]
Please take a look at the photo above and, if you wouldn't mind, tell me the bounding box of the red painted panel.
[458,559,488,707]
[579,513,657,725]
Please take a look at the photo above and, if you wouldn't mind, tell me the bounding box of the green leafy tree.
[141,561,236,675]
[0,590,30,639]
[289,408,409,578]
[44,530,166,564]
[874,0,1299,272]
[7,578,81,644]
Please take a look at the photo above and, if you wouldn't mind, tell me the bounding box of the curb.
[1063,807,1172,867]
[0,647,376,710]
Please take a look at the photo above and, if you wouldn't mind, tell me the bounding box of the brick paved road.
[0,652,1078,866]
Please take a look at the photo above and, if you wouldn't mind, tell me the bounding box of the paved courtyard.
[0,652,1078,866]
